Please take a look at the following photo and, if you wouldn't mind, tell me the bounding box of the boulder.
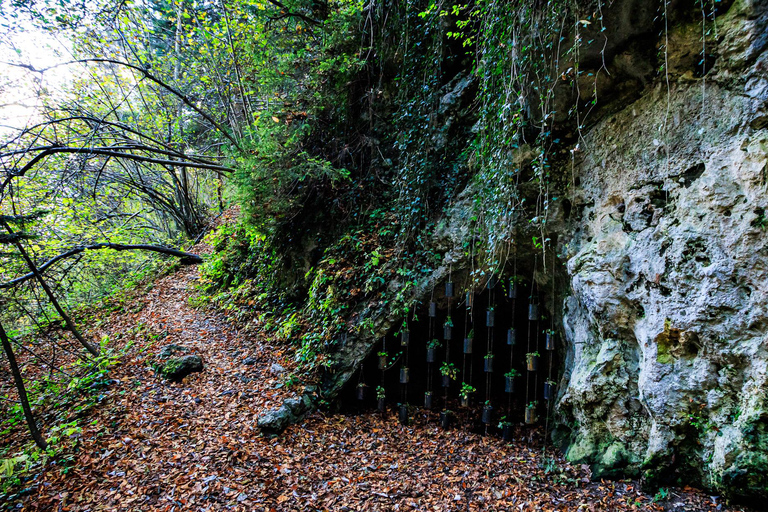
[155,351,203,382]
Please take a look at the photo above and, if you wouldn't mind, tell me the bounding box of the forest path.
[20,236,743,512]
[26,234,301,510]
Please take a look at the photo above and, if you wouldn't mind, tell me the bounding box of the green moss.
[719,419,768,500]
[655,319,699,363]
[161,358,184,377]
[565,436,597,464]
[721,451,768,501]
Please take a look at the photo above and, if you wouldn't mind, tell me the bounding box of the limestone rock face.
[555,0,768,500]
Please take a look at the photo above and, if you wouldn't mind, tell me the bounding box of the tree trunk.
[0,322,48,450]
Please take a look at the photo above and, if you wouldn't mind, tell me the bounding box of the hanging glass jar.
[424,391,433,409]
[525,403,537,424]
[484,354,494,372]
[502,423,513,441]
[400,367,410,384]
[399,404,409,425]
[544,381,556,400]
[356,383,366,400]
[444,318,453,340]
[486,308,495,327]
[505,375,515,393]
[401,330,410,347]
[466,291,473,309]
[445,282,454,298]
[440,410,450,428]
[508,278,518,299]
[528,299,539,321]
[507,328,516,346]
[378,352,388,370]
[463,336,473,354]
[546,331,555,350]
[526,352,539,372]
[429,302,437,317]
[482,404,493,424]
[487,275,498,290]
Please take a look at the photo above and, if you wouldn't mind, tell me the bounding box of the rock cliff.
[555,0,768,501]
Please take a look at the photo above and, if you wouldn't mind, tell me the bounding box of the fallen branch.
[0,243,203,289]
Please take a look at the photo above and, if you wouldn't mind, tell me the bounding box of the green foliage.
[440,362,458,379]
[653,487,670,503]
[459,382,476,399]
[234,115,350,232]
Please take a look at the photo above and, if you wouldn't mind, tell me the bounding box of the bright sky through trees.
[0,4,73,134]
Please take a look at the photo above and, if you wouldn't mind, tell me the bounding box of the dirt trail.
[14,241,750,511]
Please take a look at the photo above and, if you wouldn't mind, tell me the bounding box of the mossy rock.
[159,355,203,382]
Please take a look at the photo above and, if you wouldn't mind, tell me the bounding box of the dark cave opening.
[340,274,563,437]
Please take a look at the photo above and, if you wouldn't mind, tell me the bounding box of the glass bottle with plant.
[376,386,386,412]
[426,338,441,362]
[482,400,493,424]
[444,316,454,339]
[545,329,556,350]
[526,351,540,371]
[484,352,495,372]
[459,382,475,406]
[464,329,474,354]
[544,379,557,400]
[440,361,458,387]
[504,368,519,393]
[499,415,513,441]
[525,401,538,424]
[377,350,388,370]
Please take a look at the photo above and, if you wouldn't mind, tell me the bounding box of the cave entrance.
[342,274,561,438]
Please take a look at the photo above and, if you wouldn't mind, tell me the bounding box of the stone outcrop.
[155,345,204,382]
[555,0,768,501]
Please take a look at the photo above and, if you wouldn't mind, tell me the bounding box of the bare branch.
[2,59,243,151]
[1,242,203,289]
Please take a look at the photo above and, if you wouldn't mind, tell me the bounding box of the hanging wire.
[525,255,538,435]
[428,285,434,399]
[357,362,365,401]
[507,239,517,427]
[484,273,495,433]
[544,242,556,457]
[379,335,386,414]
[462,283,469,387]
[444,265,452,409]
